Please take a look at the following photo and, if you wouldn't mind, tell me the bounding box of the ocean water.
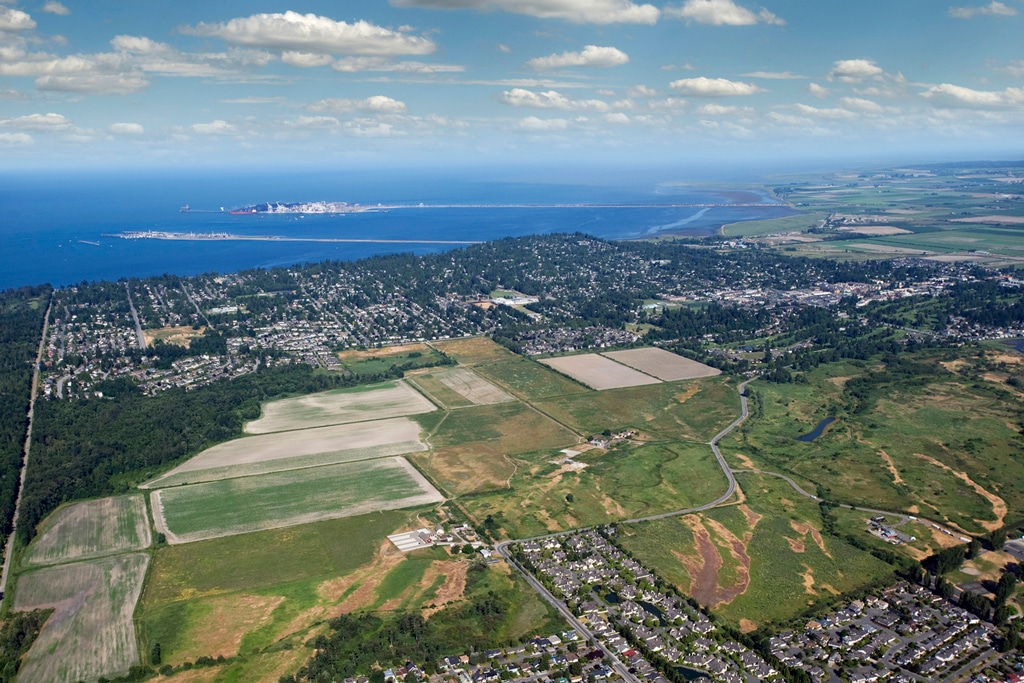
[0,169,796,290]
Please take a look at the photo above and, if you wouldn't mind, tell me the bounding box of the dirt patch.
[837,226,912,236]
[733,452,757,470]
[333,541,407,613]
[676,517,722,606]
[423,561,469,617]
[703,518,752,606]
[786,537,806,553]
[801,565,817,595]
[738,618,758,633]
[338,343,431,362]
[827,376,853,387]
[143,325,206,348]
[914,453,1007,531]
[878,450,903,485]
[908,505,920,514]
[737,504,762,529]
[175,594,285,661]
[941,360,968,373]
[673,384,701,404]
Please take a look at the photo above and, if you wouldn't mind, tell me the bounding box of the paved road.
[125,282,147,350]
[0,299,51,606]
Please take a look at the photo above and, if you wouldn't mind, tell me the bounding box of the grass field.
[24,494,151,566]
[427,366,514,405]
[14,553,150,683]
[244,380,436,434]
[412,401,578,496]
[718,356,1024,535]
[142,325,206,347]
[431,337,520,365]
[721,212,829,238]
[533,376,737,442]
[153,457,444,543]
[145,417,426,488]
[619,473,893,630]
[473,358,591,400]
[338,344,447,376]
[138,509,561,680]
[461,440,730,538]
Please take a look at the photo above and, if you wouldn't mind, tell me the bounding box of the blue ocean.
[0,168,796,291]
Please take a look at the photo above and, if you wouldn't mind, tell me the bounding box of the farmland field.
[14,553,150,683]
[144,417,426,488]
[423,366,513,405]
[534,377,738,442]
[24,494,151,566]
[603,347,721,381]
[431,337,520,365]
[473,358,591,399]
[412,402,578,496]
[244,380,435,434]
[152,457,444,543]
[539,353,661,390]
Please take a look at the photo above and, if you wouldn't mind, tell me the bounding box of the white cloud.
[345,120,397,137]
[808,82,829,98]
[993,60,1024,78]
[331,56,464,73]
[527,45,629,70]
[669,76,763,96]
[220,97,287,104]
[284,116,340,129]
[0,132,32,144]
[390,0,660,24]
[42,2,71,16]
[186,12,436,56]
[111,35,174,56]
[648,97,688,112]
[36,73,149,94]
[840,96,885,113]
[922,83,1024,107]
[516,116,569,130]
[627,85,658,97]
[695,103,744,115]
[0,112,72,130]
[794,103,856,120]
[948,1,1016,18]
[307,96,408,114]
[500,87,627,111]
[191,120,237,135]
[665,0,784,25]
[605,112,630,123]
[281,51,335,68]
[828,59,884,82]
[109,122,144,135]
[497,43,511,53]
[742,71,803,80]
[0,7,35,32]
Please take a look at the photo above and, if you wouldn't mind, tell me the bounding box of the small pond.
[796,417,835,442]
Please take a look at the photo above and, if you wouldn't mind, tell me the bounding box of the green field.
[408,372,476,409]
[462,440,730,538]
[14,553,150,683]
[619,474,893,630]
[473,357,592,400]
[718,355,1024,535]
[722,211,829,238]
[23,494,151,566]
[533,376,737,442]
[244,380,436,434]
[340,346,447,376]
[154,457,443,543]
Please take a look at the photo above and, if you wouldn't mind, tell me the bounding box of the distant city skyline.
[0,0,1021,169]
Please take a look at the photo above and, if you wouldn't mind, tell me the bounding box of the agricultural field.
[718,353,1024,536]
[23,494,151,566]
[411,366,513,406]
[14,553,150,683]
[244,380,435,434]
[138,510,561,681]
[533,376,738,442]
[461,440,730,539]
[619,473,893,631]
[603,347,721,382]
[411,401,578,496]
[473,357,591,400]
[152,457,444,543]
[539,353,661,390]
[431,337,520,365]
[337,343,447,376]
[144,417,426,488]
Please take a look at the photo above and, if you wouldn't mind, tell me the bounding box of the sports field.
[24,494,151,566]
[602,348,721,381]
[152,457,444,544]
[244,380,435,434]
[540,353,661,390]
[144,417,426,488]
[14,553,150,683]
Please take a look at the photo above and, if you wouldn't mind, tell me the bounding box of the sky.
[0,0,1022,170]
